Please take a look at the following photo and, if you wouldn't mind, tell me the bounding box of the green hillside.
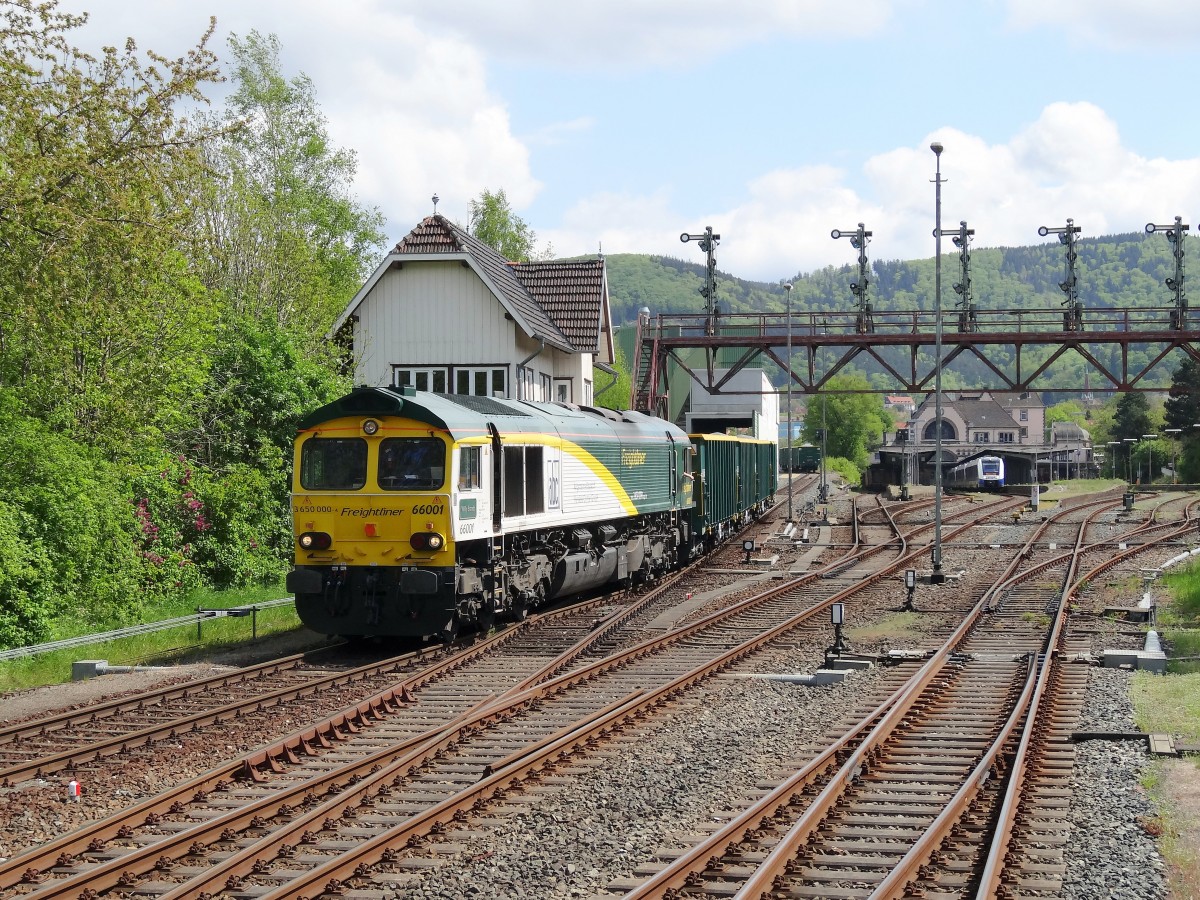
[605,231,1180,325]
[604,231,1191,395]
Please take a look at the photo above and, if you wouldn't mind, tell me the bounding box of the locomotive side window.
[525,446,544,514]
[503,446,525,517]
[501,445,545,516]
[300,438,367,490]
[379,438,445,490]
[458,446,482,490]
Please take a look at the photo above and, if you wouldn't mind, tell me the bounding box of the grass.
[1132,562,1200,900]
[1038,477,1126,503]
[0,582,310,693]
[846,611,921,644]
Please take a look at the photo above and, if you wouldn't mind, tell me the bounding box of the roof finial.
[432,193,439,214]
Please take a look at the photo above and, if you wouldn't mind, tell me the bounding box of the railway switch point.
[824,653,876,672]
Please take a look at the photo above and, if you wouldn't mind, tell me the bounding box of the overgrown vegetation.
[0,4,381,648]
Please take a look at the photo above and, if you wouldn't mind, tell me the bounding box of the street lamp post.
[930,142,946,584]
[1106,441,1119,480]
[1165,428,1182,484]
[785,283,794,522]
[1143,434,1158,484]
[1123,437,1137,483]
[820,396,828,504]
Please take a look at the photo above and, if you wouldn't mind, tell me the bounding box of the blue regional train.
[949,454,1006,491]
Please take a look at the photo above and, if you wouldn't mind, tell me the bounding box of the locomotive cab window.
[300,438,368,490]
[458,446,482,490]
[379,438,445,490]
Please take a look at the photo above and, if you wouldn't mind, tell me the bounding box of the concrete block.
[72,660,108,680]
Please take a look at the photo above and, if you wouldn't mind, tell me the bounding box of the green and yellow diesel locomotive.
[286,386,774,640]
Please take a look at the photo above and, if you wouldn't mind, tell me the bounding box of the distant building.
[873,390,1093,487]
[331,215,614,405]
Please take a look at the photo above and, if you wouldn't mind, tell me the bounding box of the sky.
[66,0,1200,284]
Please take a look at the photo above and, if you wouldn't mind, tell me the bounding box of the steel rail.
[2,496,883,898]
[237,497,1017,899]
[0,505,803,890]
[5,494,1012,898]
[623,494,1133,899]
[973,495,1200,899]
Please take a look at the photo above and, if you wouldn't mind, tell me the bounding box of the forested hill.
[603,231,1179,327]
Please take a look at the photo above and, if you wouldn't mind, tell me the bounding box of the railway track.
[1,487,1194,899]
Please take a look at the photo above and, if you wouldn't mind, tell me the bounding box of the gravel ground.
[389,643,854,900]
[1063,667,1168,900]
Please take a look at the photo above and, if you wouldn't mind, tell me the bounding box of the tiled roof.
[914,393,1020,429]
[392,215,573,353]
[995,391,1045,409]
[511,259,606,354]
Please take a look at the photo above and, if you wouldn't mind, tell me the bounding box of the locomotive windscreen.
[379,438,445,490]
[300,437,367,490]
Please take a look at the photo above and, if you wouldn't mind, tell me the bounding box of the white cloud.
[1004,0,1200,48]
[546,102,1200,282]
[408,0,895,69]
[71,0,541,233]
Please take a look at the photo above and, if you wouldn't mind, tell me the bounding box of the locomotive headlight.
[362,419,379,435]
[298,531,332,550]
[410,532,445,551]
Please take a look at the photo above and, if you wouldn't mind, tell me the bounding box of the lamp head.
[930,141,943,155]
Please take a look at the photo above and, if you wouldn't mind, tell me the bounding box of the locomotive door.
[487,423,502,534]
[667,432,678,502]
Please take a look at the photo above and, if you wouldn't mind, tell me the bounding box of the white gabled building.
[331,215,615,405]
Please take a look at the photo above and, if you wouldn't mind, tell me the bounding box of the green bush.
[825,456,862,487]
[0,395,151,644]
[189,460,291,587]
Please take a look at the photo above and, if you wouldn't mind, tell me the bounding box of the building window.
[554,379,571,403]
[923,420,956,441]
[516,366,535,400]
[540,373,552,402]
[455,367,507,398]
[999,432,1014,443]
[973,431,990,444]
[393,367,447,393]
[583,378,593,405]
[1019,409,1028,422]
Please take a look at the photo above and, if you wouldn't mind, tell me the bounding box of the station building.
[874,390,1096,488]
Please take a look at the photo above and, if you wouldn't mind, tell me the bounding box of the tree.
[1046,400,1087,429]
[1164,358,1200,432]
[1164,358,1200,482]
[191,31,386,347]
[0,1,226,449]
[1110,392,1154,443]
[468,188,549,262]
[802,374,891,469]
[592,343,632,410]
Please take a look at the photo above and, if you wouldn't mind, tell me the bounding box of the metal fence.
[0,598,295,662]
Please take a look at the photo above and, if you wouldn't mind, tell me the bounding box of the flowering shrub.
[129,453,289,594]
